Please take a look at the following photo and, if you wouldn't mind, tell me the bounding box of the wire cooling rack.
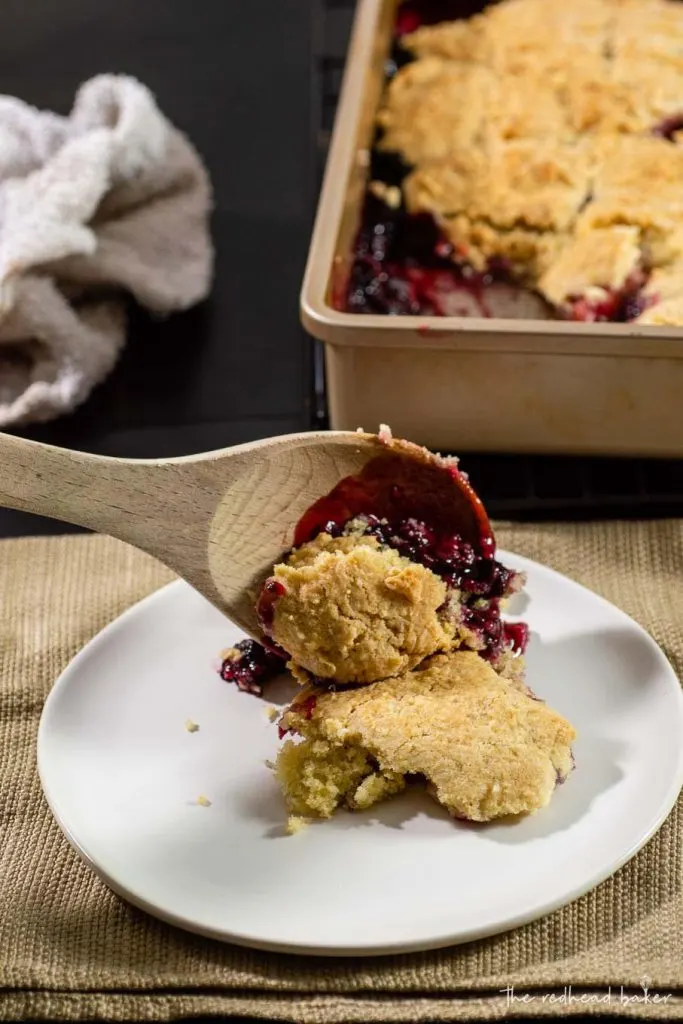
[308,0,683,519]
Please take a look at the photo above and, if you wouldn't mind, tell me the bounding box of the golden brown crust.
[635,295,683,325]
[377,59,496,165]
[270,534,455,684]
[404,141,591,233]
[377,0,683,323]
[275,651,575,822]
[538,226,642,308]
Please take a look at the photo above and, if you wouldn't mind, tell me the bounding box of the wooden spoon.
[0,429,492,638]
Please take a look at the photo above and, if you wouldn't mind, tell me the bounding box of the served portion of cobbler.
[344,0,683,325]
[219,427,575,827]
[276,651,575,823]
[255,427,527,688]
[260,515,526,686]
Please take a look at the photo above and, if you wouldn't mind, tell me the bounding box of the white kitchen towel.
[0,74,213,426]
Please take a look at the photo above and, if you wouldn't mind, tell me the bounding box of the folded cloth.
[0,74,213,426]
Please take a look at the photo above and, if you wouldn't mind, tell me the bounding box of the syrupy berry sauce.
[343,194,515,318]
[293,448,494,557]
[394,0,485,37]
[256,578,286,631]
[503,621,529,654]
[218,639,285,696]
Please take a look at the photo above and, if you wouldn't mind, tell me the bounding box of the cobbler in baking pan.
[344,0,683,325]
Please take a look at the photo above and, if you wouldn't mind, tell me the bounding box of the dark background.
[1,0,682,540]
[0,0,319,536]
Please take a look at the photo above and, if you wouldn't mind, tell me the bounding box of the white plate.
[37,551,683,956]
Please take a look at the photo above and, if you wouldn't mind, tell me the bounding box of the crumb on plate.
[196,794,212,807]
[286,814,309,835]
[185,719,200,733]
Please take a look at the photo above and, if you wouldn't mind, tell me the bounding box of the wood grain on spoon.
[0,429,492,638]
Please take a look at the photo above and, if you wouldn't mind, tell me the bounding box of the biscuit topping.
[344,0,683,323]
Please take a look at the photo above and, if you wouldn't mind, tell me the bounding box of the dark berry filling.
[395,0,485,36]
[653,113,683,141]
[460,602,504,659]
[218,639,285,696]
[343,195,515,318]
[256,578,286,631]
[503,621,529,654]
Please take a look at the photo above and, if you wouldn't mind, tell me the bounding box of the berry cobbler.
[219,427,575,826]
[263,514,526,687]
[344,0,683,325]
[276,652,575,824]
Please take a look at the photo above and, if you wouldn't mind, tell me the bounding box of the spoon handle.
[0,431,258,628]
[0,431,184,546]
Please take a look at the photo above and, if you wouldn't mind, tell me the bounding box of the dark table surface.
[0,0,317,537]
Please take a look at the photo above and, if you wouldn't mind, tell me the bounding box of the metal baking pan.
[300,0,683,456]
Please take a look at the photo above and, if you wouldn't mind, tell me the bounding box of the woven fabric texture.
[1,525,681,1021]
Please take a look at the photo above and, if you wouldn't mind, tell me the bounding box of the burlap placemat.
[1,524,682,1022]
